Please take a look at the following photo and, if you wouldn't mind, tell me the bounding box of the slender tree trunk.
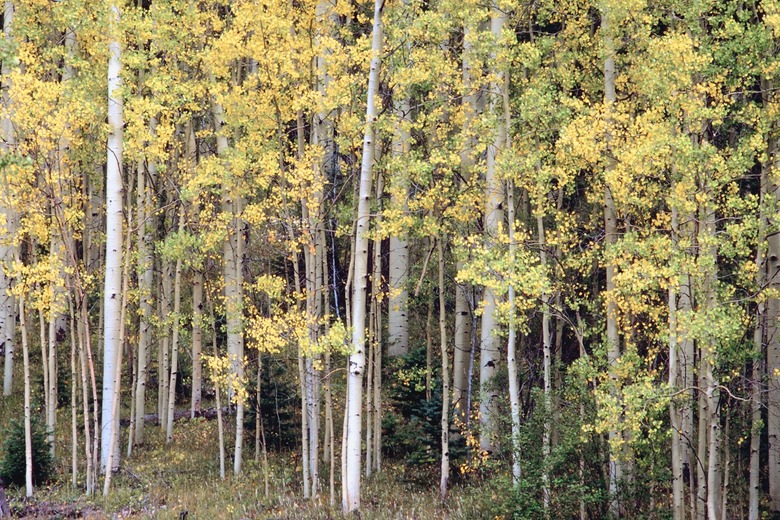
[20,293,32,497]
[166,211,184,443]
[101,3,124,472]
[721,406,730,520]
[601,6,623,514]
[766,89,780,519]
[438,237,450,501]
[507,182,522,486]
[323,241,336,506]
[38,308,49,449]
[750,77,773,520]
[232,211,245,475]
[299,337,310,498]
[256,354,270,496]
[670,206,685,520]
[70,298,78,487]
[103,205,132,494]
[388,97,409,359]
[135,121,156,446]
[695,133,722,519]
[538,214,552,509]
[452,17,476,427]
[75,299,93,494]
[210,299,226,480]
[158,259,171,430]
[343,0,383,510]
[479,3,505,454]
[681,275,695,518]
[0,0,15,399]
[47,233,65,461]
[697,377,708,520]
[372,266,382,474]
[371,171,383,474]
[188,118,203,419]
[211,88,245,473]
[365,297,374,477]
[426,292,433,402]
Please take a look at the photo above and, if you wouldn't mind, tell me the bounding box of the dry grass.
[0,399,496,519]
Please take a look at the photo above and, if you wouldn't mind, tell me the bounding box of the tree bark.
[388,96,410,359]
[601,5,623,513]
[438,237,449,501]
[100,2,124,472]
[767,91,780,519]
[0,0,15,399]
[166,210,185,443]
[343,0,382,510]
[479,3,505,454]
[20,293,32,497]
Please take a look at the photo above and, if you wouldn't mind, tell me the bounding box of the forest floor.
[0,403,498,519]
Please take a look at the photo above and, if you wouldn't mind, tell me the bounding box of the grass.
[0,395,500,519]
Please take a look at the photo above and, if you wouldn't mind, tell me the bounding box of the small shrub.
[0,415,55,487]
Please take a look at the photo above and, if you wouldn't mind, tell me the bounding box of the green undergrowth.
[0,403,506,519]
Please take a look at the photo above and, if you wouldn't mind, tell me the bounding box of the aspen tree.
[101,0,124,473]
[134,153,154,446]
[104,194,133,495]
[600,3,622,511]
[752,74,774,520]
[19,292,31,497]
[388,67,410,359]
[1,0,14,398]
[166,209,185,443]
[209,298,226,480]
[190,119,203,418]
[438,236,449,501]
[507,181,522,487]
[537,209,552,508]
[69,297,77,487]
[453,11,477,425]
[768,83,780,520]
[211,87,245,474]
[479,1,505,454]
[343,0,383,510]
[766,107,780,511]
[366,170,383,478]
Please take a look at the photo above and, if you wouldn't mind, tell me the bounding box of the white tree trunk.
[134,152,154,445]
[69,298,78,486]
[158,257,171,429]
[1,0,15,398]
[388,98,409,359]
[191,272,203,417]
[601,6,623,513]
[369,171,383,475]
[438,237,449,501]
[507,184,522,486]
[211,92,245,474]
[669,207,684,520]
[100,2,123,472]
[751,79,773,520]
[537,214,552,507]
[453,20,475,425]
[103,206,132,495]
[166,212,184,443]
[479,4,505,454]
[343,0,382,510]
[768,132,780,517]
[20,293,32,497]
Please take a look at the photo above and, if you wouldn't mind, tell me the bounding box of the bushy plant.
[0,415,55,487]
